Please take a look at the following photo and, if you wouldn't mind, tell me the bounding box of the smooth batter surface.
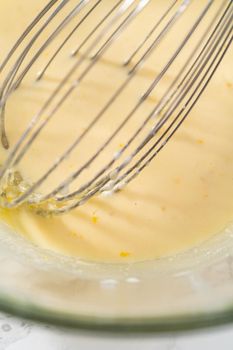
[0,0,232,262]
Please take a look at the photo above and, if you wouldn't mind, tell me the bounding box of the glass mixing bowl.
[0,0,233,334]
[0,219,233,333]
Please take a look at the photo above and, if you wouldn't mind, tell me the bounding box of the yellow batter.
[0,0,232,262]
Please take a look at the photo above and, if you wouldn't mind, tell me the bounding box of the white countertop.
[0,313,233,350]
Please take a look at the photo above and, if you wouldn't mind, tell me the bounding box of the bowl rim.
[0,292,233,333]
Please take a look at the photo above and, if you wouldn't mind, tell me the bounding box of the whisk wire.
[0,0,232,214]
[1,0,192,206]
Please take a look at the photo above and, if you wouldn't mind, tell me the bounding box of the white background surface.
[0,313,233,349]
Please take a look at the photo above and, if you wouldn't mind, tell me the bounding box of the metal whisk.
[0,0,232,214]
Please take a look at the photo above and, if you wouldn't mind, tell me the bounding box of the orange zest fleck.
[120,251,130,258]
[91,215,99,224]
